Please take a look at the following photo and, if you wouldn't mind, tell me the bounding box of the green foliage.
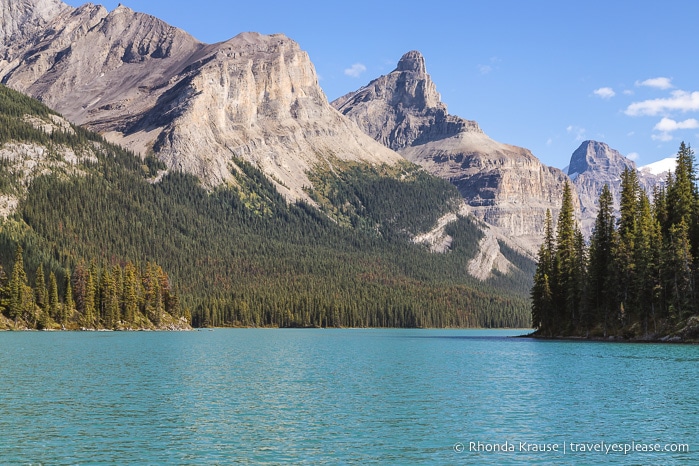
[532,142,699,338]
[0,83,534,329]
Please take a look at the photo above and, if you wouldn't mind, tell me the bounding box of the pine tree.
[8,245,31,323]
[64,269,75,325]
[34,264,48,314]
[613,167,641,328]
[122,262,138,324]
[632,191,662,334]
[586,184,615,334]
[663,220,694,320]
[553,182,582,333]
[48,271,60,321]
[667,142,696,229]
[83,268,97,328]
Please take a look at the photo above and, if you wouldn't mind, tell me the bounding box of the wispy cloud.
[654,117,699,132]
[625,90,699,116]
[626,152,639,161]
[652,132,674,142]
[623,89,634,96]
[567,125,586,141]
[344,63,367,78]
[593,87,616,99]
[636,77,674,90]
[477,57,501,75]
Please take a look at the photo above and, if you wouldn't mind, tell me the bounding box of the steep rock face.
[567,140,662,237]
[0,0,69,56]
[0,1,402,199]
[332,51,573,253]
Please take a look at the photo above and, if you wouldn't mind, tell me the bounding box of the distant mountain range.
[564,140,665,237]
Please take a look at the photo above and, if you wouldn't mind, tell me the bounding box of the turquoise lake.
[0,329,696,464]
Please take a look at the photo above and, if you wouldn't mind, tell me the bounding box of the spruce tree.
[64,268,75,325]
[8,246,30,323]
[122,262,138,324]
[34,264,48,314]
[613,168,641,328]
[48,271,60,321]
[553,182,581,333]
[586,184,615,334]
[664,220,694,320]
[531,210,556,334]
[83,268,97,328]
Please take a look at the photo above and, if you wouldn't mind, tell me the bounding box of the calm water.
[0,329,697,465]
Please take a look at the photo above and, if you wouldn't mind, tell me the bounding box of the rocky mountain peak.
[332,49,477,152]
[0,0,69,54]
[568,140,635,178]
[567,140,661,237]
[0,6,402,200]
[396,50,426,73]
[333,51,574,254]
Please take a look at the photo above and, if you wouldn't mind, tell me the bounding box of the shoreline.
[520,332,699,345]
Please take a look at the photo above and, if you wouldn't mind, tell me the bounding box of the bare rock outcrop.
[567,140,662,237]
[0,0,69,57]
[332,51,574,254]
[0,1,402,200]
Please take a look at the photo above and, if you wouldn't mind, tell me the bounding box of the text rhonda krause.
[462,441,690,455]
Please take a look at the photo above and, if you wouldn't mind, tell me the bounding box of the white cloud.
[344,63,367,78]
[623,89,634,96]
[567,125,586,141]
[636,77,674,90]
[652,117,699,142]
[546,138,553,146]
[652,132,674,142]
[653,117,699,132]
[625,90,699,116]
[626,152,639,161]
[593,87,616,99]
[478,64,492,74]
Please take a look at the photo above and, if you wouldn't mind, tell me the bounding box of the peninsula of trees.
[531,142,699,341]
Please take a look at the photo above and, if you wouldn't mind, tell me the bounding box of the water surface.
[0,329,696,464]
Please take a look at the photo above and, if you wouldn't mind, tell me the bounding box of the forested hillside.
[532,142,699,341]
[0,84,533,329]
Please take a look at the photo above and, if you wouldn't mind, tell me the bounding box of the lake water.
[0,329,696,465]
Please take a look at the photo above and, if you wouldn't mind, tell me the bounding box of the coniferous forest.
[531,142,699,340]
[0,84,534,330]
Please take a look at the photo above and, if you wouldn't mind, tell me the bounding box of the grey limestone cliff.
[332,51,573,254]
[0,1,403,200]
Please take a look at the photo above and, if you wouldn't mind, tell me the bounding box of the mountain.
[0,0,402,200]
[332,51,573,255]
[566,140,663,236]
[0,79,534,329]
[639,157,675,177]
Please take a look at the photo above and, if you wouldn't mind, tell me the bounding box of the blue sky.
[64,0,699,169]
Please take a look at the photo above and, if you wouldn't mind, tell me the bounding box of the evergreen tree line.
[532,142,699,338]
[0,83,534,329]
[0,244,186,330]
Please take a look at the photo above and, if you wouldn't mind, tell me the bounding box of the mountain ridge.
[0,0,404,201]
[332,50,574,255]
[566,140,663,237]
